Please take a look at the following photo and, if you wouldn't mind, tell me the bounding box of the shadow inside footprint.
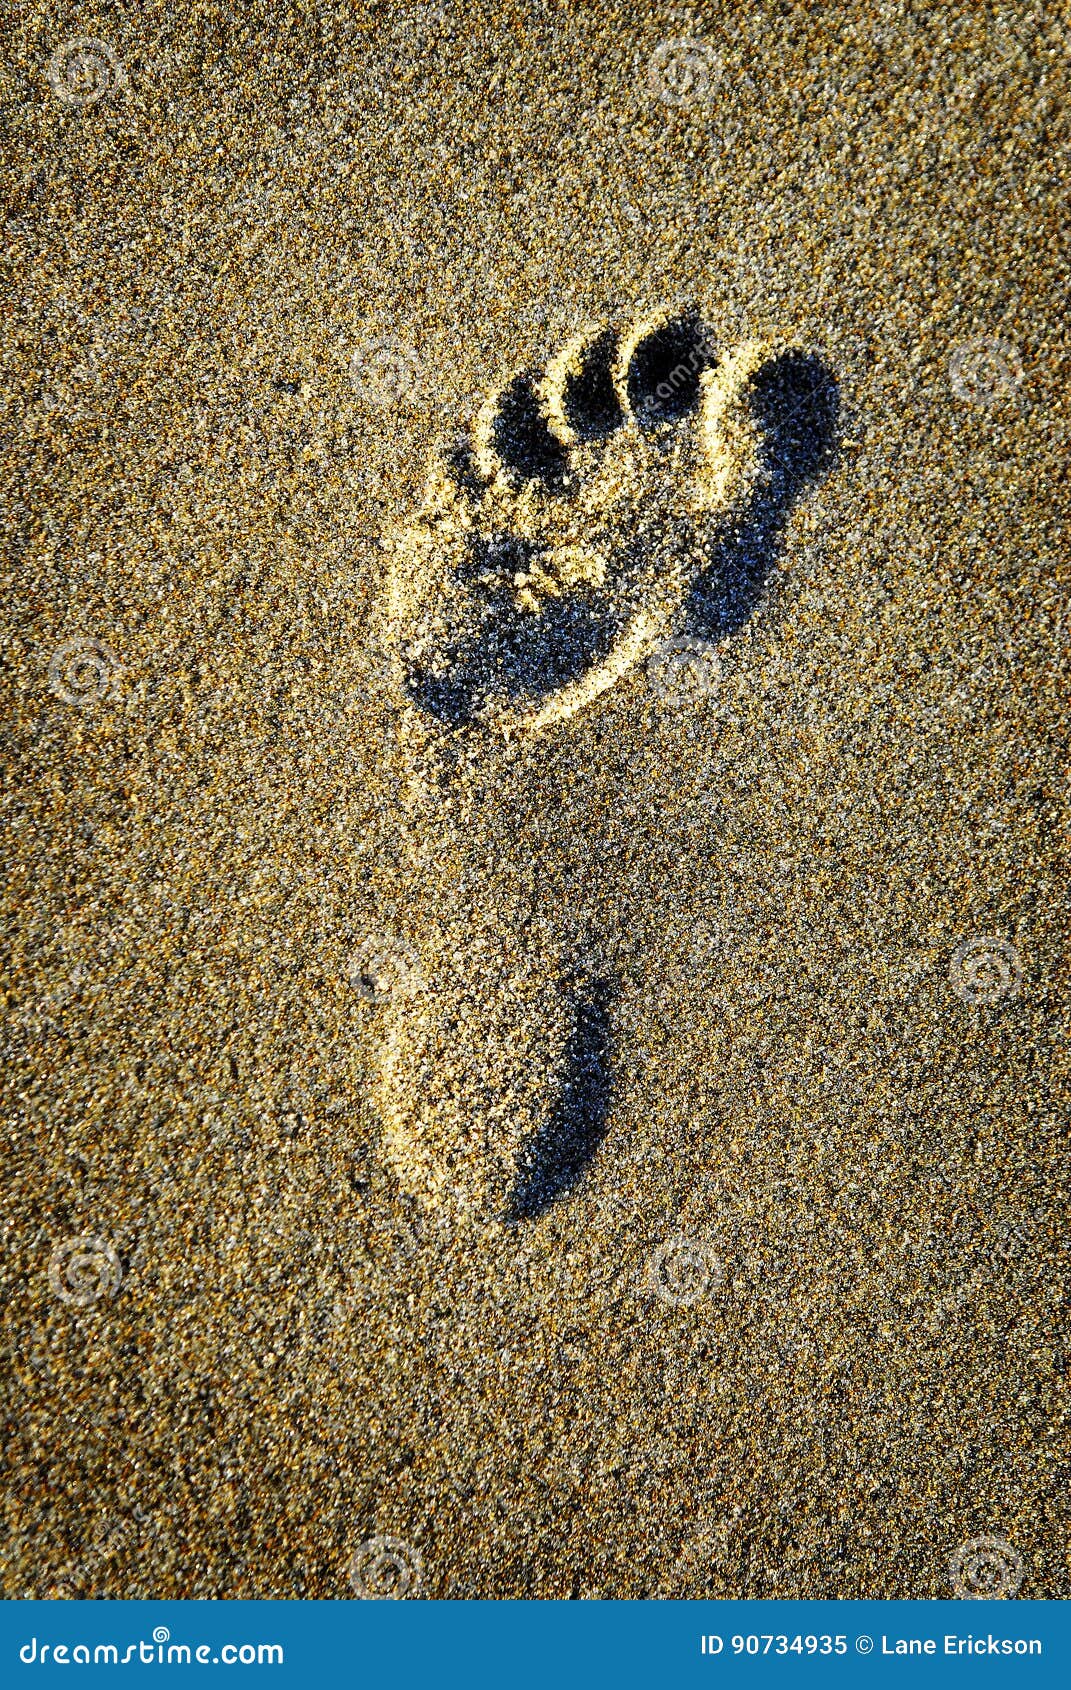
[505,977,613,1222]
[409,542,625,726]
[406,337,839,726]
[685,350,840,638]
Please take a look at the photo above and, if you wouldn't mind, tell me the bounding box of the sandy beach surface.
[3,1,1069,1598]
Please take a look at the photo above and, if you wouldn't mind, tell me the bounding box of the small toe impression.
[626,311,717,429]
[559,328,624,441]
[490,370,569,486]
[506,977,613,1222]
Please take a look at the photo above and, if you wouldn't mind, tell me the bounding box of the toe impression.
[387,312,781,747]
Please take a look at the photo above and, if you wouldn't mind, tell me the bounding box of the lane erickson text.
[699,1635,1043,1657]
[19,1638,284,1666]
[883,1637,1042,1657]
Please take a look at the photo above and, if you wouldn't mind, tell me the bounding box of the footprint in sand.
[374,306,838,1220]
